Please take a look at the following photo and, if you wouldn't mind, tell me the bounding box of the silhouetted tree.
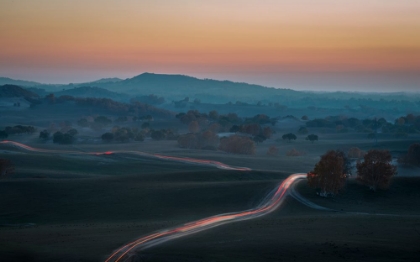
[101,132,114,142]
[307,150,347,197]
[39,130,50,141]
[306,134,318,143]
[356,150,397,191]
[399,143,420,166]
[53,131,75,144]
[282,133,297,142]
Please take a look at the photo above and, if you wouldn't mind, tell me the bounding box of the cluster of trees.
[279,133,318,142]
[52,129,78,144]
[219,135,256,155]
[1,125,36,136]
[306,114,420,138]
[43,94,173,117]
[101,125,178,143]
[307,149,397,196]
[178,130,219,150]
[101,127,145,142]
[0,159,14,178]
[176,110,276,143]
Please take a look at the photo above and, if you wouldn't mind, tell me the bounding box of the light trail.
[104,173,309,262]
[0,140,250,171]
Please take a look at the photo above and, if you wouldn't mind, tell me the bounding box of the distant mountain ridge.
[1,73,420,106]
[0,77,42,87]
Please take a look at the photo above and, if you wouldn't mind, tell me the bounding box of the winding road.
[104,173,317,262]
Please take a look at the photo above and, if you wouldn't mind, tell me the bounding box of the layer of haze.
[1,0,419,91]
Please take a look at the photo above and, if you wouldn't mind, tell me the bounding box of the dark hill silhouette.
[0,84,39,99]
[98,72,299,102]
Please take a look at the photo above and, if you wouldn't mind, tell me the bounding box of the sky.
[0,0,419,92]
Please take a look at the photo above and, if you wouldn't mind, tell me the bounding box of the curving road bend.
[104,174,313,262]
[0,140,250,171]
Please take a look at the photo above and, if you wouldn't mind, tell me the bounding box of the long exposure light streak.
[0,140,250,171]
[104,173,310,262]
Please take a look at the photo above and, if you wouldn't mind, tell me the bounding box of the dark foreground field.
[0,136,420,262]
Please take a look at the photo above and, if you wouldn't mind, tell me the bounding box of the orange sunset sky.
[1,0,419,91]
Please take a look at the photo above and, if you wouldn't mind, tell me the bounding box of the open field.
[1,102,420,262]
[1,130,419,261]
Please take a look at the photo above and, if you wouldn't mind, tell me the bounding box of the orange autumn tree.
[356,150,397,191]
[307,150,347,197]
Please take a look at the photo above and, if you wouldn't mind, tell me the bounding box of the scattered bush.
[286,149,305,156]
[266,145,279,156]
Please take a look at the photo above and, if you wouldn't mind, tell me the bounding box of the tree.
[307,150,347,197]
[282,133,297,142]
[0,159,14,178]
[399,143,420,166]
[219,135,256,155]
[39,130,50,141]
[101,132,114,142]
[356,150,397,191]
[53,131,75,144]
[306,134,318,143]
